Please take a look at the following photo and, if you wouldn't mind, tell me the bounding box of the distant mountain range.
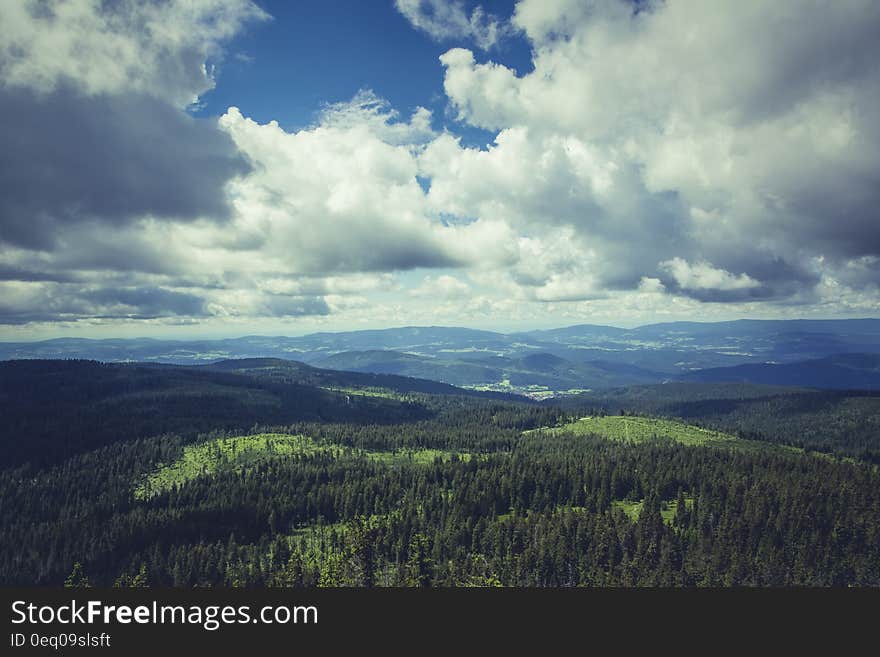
[3,319,880,394]
[681,353,880,390]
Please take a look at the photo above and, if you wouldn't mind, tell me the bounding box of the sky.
[1,0,879,339]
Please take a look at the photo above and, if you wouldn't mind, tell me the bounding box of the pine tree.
[64,562,91,588]
[348,515,380,588]
[405,533,433,587]
[132,563,150,588]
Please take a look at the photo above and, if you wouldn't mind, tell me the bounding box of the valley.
[0,321,880,588]
[1,348,879,587]
[5,319,880,397]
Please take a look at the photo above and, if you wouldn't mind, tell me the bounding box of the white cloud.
[216,97,517,276]
[319,89,436,145]
[0,81,522,326]
[431,0,880,307]
[660,258,760,292]
[511,0,591,42]
[0,0,268,106]
[409,274,471,299]
[395,0,509,50]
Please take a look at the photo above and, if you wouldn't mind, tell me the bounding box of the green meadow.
[319,386,402,399]
[612,496,695,525]
[529,415,809,458]
[135,433,469,499]
[538,415,738,446]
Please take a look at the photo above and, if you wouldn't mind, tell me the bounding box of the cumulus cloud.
[420,124,691,293]
[659,258,765,302]
[319,89,436,145]
[0,0,268,105]
[395,0,509,49]
[0,85,520,325]
[431,0,880,306]
[660,259,759,293]
[216,97,516,275]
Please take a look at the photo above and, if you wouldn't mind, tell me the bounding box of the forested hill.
[1,360,880,587]
[553,383,880,461]
[200,357,523,400]
[680,354,880,390]
[4,320,880,396]
[0,358,524,469]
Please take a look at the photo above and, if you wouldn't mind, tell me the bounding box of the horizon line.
[3,316,880,344]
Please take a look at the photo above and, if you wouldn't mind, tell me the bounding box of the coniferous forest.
[1,359,878,587]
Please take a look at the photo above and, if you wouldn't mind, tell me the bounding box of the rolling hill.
[0,357,520,469]
[681,353,880,389]
[2,319,880,395]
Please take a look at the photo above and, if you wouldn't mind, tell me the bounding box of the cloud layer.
[1,0,879,333]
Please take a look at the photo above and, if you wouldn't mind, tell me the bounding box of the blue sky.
[0,0,879,339]
[197,1,531,146]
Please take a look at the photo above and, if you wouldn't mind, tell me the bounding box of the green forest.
[1,360,879,587]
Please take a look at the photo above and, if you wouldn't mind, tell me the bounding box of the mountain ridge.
[3,319,880,395]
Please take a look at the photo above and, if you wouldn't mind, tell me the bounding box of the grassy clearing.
[135,433,470,499]
[319,386,401,399]
[286,519,349,552]
[531,415,805,455]
[538,415,739,446]
[367,448,471,466]
[612,496,695,525]
[495,505,587,522]
[285,511,399,549]
[524,415,812,460]
[612,499,644,522]
[135,434,328,499]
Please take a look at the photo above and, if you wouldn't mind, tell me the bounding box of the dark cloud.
[725,255,819,290]
[0,284,209,325]
[830,257,880,289]
[0,264,79,283]
[290,228,462,274]
[725,6,880,125]
[81,287,208,318]
[0,85,250,249]
[782,172,880,262]
[656,253,821,303]
[50,224,189,275]
[661,284,780,304]
[0,282,338,325]
[263,295,331,317]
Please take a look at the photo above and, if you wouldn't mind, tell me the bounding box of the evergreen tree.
[64,562,91,588]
